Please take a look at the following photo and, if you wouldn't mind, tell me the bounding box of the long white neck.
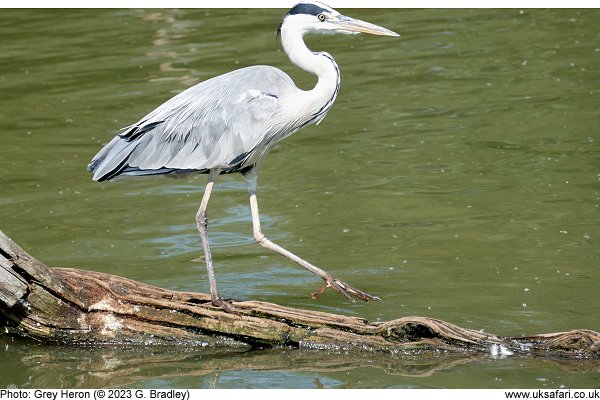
[279,24,340,123]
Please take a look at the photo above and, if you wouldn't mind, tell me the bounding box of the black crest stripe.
[287,3,329,17]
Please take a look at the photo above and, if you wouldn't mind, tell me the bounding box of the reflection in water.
[138,10,201,88]
[1,337,598,388]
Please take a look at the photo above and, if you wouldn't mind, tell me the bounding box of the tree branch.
[1,229,598,358]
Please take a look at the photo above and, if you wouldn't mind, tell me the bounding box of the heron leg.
[196,168,236,313]
[243,171,379,303]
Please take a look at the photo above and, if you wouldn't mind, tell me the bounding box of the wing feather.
[88,66,294,181]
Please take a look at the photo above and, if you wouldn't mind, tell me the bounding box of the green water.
[1,8,599,388]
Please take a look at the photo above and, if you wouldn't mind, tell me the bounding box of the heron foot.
[211,297,240,315]
[311,276,380,303]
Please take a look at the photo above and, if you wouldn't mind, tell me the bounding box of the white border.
[2,0,598,8]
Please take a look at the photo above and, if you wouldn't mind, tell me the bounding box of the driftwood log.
[1,229,598,358]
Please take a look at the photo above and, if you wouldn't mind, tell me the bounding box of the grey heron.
[88,2,399,312]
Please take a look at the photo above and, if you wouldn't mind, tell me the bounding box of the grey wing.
[88,66,293,181]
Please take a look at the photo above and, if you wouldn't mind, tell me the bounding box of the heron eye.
[317,14,326,22]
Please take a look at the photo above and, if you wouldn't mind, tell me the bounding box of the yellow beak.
[335,15,400,37]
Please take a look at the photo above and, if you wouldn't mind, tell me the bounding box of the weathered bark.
[1,229,598,357]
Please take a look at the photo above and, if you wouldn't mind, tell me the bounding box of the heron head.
[278,1,399,38]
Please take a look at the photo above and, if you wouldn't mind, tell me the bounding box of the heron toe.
[211,298,239,314]
[312,275,380,303]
